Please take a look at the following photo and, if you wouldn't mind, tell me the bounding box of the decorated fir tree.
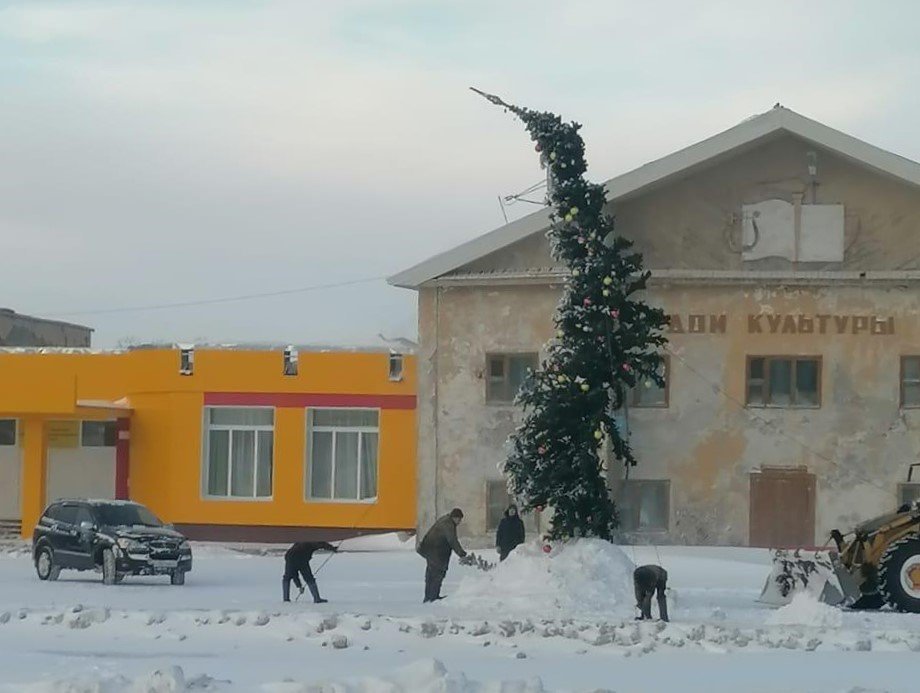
[474,88,669,541]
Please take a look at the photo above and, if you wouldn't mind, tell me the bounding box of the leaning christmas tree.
[474,88,669,541]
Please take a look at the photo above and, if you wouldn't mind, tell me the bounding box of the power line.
[41,275,388,318]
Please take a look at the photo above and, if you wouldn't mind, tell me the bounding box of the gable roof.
[388,105,920,289]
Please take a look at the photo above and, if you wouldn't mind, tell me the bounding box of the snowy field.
[0,537,918,692]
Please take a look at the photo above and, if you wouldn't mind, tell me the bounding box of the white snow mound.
[11,665,217,693]
[262,658,548,693]
[765,591,843,628]
[452,539,636,617]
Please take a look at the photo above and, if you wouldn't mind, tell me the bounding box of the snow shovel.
[757,549,852,607]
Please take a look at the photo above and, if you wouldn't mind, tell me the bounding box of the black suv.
[32,499,193,585]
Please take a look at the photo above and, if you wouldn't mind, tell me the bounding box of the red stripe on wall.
[203,392,417,410]
[115,417,130,500]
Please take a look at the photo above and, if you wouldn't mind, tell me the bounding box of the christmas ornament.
[536,505,544,512]
[537,446,546,455]
[556,375,565,383]
[549,151,556,161]
[564,214,573,223]
[572,269,580,277]
[583,298,591,306]
[570,206,579,215]
[556,330,564,338]
[594,429,603,440]
[580,383,590,392]
[610,309,620,319]
[542,544,552,554]
[535,143,542,152]
[577,236,585,244]
[603,276,612,286]
[622,363,632,372]
[644,380,652,388]
[602,289,610,297]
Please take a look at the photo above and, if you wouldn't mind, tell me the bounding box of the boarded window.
[746,356,821,408]
[902,357,920,408]
[618,480,670,532]
[486,479,511,530]
[630,356,670,408]
[0,419,15,446]
[81,421,118,447]
[486,353,538,403]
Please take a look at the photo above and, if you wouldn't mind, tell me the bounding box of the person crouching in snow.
[282,541,337,603]
[417,508,467,603]
[495,504,525,561]
[633,564,669,622]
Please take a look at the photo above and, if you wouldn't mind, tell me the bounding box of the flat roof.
[0,308,93,333]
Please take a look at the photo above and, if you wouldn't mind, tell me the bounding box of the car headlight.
[116,538,149,553]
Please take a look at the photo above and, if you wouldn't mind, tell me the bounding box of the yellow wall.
[0,348,417,537]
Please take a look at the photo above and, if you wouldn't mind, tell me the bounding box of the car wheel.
[101,548,117,586]
[36,547,60,582]
[879,536,920,613]
[170,570,186,586]
[114,573,126,584]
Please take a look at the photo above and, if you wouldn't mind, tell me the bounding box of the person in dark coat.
[495,504,525,561]
[417,508,467,603]
[282,541,337,603]
[633,564,669,621]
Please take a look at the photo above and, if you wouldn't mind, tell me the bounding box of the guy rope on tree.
[471,87,669,542]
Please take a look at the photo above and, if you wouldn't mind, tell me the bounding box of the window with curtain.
[0,419,15,446]
[204,408,274,499]
[307,409,379,501]
[746,356,821,408]
[902,356,920,408]
[617,479,670,532]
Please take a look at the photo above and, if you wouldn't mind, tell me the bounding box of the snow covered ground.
[0,537,918,692]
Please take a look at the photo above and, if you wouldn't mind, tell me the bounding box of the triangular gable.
[389,106,920,289]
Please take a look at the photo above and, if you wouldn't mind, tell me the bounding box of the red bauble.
[542,544,552,554]
[536,505,544,512]
[583,298,591,306]
[535,143,543,153]
[537,446,546,455]
[622,363,632,372]
[610,309,620,319]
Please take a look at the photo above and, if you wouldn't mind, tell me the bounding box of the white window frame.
[306,408,380,504]
[80,420,117,448]
[0,419,16,447]
[202,406,275,501]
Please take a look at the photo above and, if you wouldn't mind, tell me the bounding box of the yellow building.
[0,346,417,541]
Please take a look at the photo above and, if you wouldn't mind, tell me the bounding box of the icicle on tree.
[473,88,669,541]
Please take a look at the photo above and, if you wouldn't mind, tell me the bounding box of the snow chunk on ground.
[765,591,843,628]
[452,539,636,617]
[11,665,219,692]
[262,659,549,693]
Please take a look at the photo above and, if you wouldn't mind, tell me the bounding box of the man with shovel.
[282,541,337,603]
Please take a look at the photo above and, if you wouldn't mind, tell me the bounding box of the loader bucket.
[757,549,854,607]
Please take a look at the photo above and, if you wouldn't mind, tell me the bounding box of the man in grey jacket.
[417,508,467,603]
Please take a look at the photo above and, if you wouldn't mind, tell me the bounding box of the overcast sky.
[2,1,919,348]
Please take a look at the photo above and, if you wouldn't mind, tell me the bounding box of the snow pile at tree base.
[452,539,636,617]
[263,659,552,693]
[765,591,843,628]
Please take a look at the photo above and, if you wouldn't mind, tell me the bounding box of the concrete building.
[0,308,92,347]
[390,105,920,548]
[0,345,416,541]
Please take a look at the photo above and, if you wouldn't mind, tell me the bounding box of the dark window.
[746,356,821,408]
[0,419,15,446]
[902,357,920,408]
[95,503,161,528]
[486,479,511,530]
[630,357,670,408]
[486,353,538,403]
[899,483,920,507]
[74,506,95,527]
[283,347,298,376]
[81,421,118,447]
[618,480,670,532]
[56,505,79,525]
[389,353,404,382]
[43,504,64,522]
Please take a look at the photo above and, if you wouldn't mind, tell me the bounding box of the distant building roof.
[0,307,93,333]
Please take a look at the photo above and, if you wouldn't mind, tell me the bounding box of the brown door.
[749,467,816,548]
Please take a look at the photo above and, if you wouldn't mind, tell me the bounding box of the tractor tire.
[878,536,920,613]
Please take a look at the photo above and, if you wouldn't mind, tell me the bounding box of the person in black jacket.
[633,564,669,621]
[282,541,337,603]
[495,504,525,561]
[417,508,467,603]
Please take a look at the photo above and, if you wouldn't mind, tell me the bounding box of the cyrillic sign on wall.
[667,314,895,335]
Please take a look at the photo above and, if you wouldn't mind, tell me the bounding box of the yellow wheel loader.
[760,466,920,612]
